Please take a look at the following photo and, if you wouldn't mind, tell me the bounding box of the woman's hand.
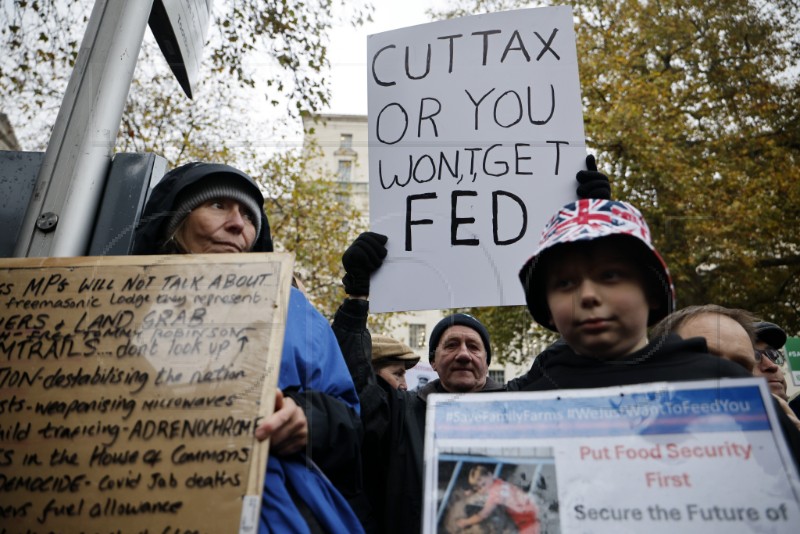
[255,390,308,455]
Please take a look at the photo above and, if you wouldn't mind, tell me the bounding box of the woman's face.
[376,362,408,391]
[179,198,257,253]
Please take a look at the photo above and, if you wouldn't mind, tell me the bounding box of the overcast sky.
[325,0,449,115]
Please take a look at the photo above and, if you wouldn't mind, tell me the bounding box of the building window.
[409,324,426,350]
[337,160,352,182]
[340,133,353,148]
[488,370,505,383]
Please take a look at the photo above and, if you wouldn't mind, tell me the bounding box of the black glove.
[341,232,388,296]
[576,155,611,200]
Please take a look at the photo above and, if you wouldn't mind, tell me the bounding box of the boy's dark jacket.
[512,334,750,390]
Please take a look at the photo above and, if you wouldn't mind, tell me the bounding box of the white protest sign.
[424,379,800,533]
[368,6,586,312]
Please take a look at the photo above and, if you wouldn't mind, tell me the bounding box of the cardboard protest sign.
[368,6,586,312]
[423,379,800,533]
[0,253,293,533]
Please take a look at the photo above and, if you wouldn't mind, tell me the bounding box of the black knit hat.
[428,313,492,365]
[166,175,263,239]
[132,162,273,255]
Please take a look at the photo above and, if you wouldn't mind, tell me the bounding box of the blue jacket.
[260,287,365,533]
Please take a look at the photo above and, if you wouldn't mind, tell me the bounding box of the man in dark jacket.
[334,285,501,534]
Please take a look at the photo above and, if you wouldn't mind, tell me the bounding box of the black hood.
[131,162,273,254]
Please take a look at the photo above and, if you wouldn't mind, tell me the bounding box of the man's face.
[432,325,488,393]
[676,314,756,372]
[753,340,788,400]
[544,243,653,360]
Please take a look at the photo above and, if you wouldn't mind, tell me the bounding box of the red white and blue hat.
[518,199,675,329]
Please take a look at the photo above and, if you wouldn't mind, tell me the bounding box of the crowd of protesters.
[132,156,797,533]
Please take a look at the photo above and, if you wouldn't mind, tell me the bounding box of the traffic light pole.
[13,0,154,258]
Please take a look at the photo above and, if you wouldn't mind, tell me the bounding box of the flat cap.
[372,334,420,369]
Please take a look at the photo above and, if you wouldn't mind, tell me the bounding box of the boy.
[517,198,800,472]
[517,199,752,388]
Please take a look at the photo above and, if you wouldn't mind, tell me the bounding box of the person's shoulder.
[510,341,582,391]
[537,341,589,371]
[289,285,305,301]
[644,333,711,362]
[539,339,575,363]
[646,332,705,353]
[648,333,751,378]
[789,395,800,416]
[415,378,446,403]
[288,286,322,315]
[483,376,506,392]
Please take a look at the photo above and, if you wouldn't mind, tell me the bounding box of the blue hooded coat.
[133,162,365,533]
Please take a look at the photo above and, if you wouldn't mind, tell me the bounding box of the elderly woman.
[370,334,419,391]
[133,162,366,533]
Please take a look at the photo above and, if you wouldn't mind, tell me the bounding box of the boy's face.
[544,242,653,360]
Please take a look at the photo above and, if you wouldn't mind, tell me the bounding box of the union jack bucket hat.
[518,199,675,330]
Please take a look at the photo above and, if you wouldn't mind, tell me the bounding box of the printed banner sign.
[0,253,293,533]
[368,6,586,312]
[423,379,800,533]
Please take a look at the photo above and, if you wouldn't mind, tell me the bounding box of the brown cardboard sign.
[0,253,293,533]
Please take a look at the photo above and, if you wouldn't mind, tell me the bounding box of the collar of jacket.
[416,375,505,402]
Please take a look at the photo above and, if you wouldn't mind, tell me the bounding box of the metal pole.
[13,0,155,258]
